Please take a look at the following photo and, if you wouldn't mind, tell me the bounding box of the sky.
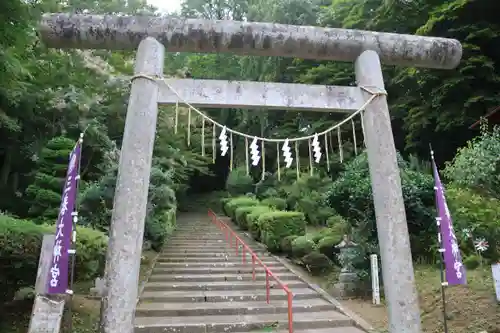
[147,0,181,13]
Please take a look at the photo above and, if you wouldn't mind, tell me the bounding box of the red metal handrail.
[208,209,294,333]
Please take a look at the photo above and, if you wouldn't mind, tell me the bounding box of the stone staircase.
[134,213,367,333]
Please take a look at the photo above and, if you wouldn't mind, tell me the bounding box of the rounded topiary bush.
[301,251,333,275]
[246,206,275,240]
[280,235,298,257]
[234,206,262,229]
[224,197,260,219]
[259,211,307,253]
[316,235,341,261]
[291,235,315,258]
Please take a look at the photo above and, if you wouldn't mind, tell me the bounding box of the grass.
[336,265,500,333]
[0,250,157,333]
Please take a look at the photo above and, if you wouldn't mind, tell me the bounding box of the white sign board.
[370,254,381,305]
[492,263,500,302]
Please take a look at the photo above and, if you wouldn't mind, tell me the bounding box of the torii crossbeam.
[38,13,462,333]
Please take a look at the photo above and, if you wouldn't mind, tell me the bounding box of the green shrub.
[463,254,481,270]
[327,152,436,261]
[226,167,254,196]
[317,236,341,261]
[291,235,315,258]
[259,211,307,252]
[246,206,275,240]
[144,208,176,251]
[0,215,107,303]
[261,197,287,210]
[301,251,333,275]
[220,197,232,215]
[280,235,298,256]
[234,206,258,228]
[446,186,500,261]
[224,197,260,219]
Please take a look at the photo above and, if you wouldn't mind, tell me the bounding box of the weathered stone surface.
[158,79,364,112]
[39,13,462,69]
[134,213,368,333]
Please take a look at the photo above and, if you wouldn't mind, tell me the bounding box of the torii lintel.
[39,13,462,69]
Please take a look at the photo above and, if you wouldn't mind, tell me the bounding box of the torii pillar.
[38,14,462,333]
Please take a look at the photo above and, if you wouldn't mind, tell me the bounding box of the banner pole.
[430,143,449,333]
[66,132,84,333]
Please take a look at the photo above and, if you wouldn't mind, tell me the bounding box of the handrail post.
[287,291,293,333]
[252,254,256,280]
[265,270,270,304]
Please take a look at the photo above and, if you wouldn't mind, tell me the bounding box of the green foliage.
[25,136,76,222]
[246,206,275,240]
[226,167,254,196]
[317,236,341,261]
[261,197,287,210]
[446,186,500,261]
[327,152,436,260]
[444,124,500,199]
[301,251,333,275]
[234,206,259,228]
[280,235,298,256]
[291,235,315,258]
[463,255,481,270]
[0,214,106,303]
[224,196,260,219]
[259,211,307,252]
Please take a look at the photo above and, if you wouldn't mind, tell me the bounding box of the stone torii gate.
[39,14,462,333]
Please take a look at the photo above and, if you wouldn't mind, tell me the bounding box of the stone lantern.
[333,234,360,298]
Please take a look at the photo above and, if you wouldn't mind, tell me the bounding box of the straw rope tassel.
[212,123,216,163]
[324,133,330,172]
[229,132,234,171]
[201,117,205,156]
[351,119,358,155]
[187,107,191,146]
[337,127,344,163]
[360,111,367,147]
[261,141,265,180]
[276,142,281,181]
[295,141,300,180]
[308,138,313,176]
[174,100,179,134]
[245,137,249,176]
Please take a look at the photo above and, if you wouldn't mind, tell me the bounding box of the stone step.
[233,328,366,333]
[158,251,268,257]
[152,265,290,275]
[154,261,282,268]
[143,279,307,291]
[155,256,278,263]
[134,310,354,333]
[147,272,300,282]
[135,299,332,317]
[140,288,318,303]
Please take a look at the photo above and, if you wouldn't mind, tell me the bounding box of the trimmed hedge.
[234,206,258,228]
[0,214,107,303]
[246,206,275,240]
[259,211,306,252]
[302,251,333,275]
[224,197,260,219]
[261,197,287,210]
[291,235,315,258]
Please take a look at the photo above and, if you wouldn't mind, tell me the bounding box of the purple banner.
[432,156,467,285]
[47,141,81,294]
